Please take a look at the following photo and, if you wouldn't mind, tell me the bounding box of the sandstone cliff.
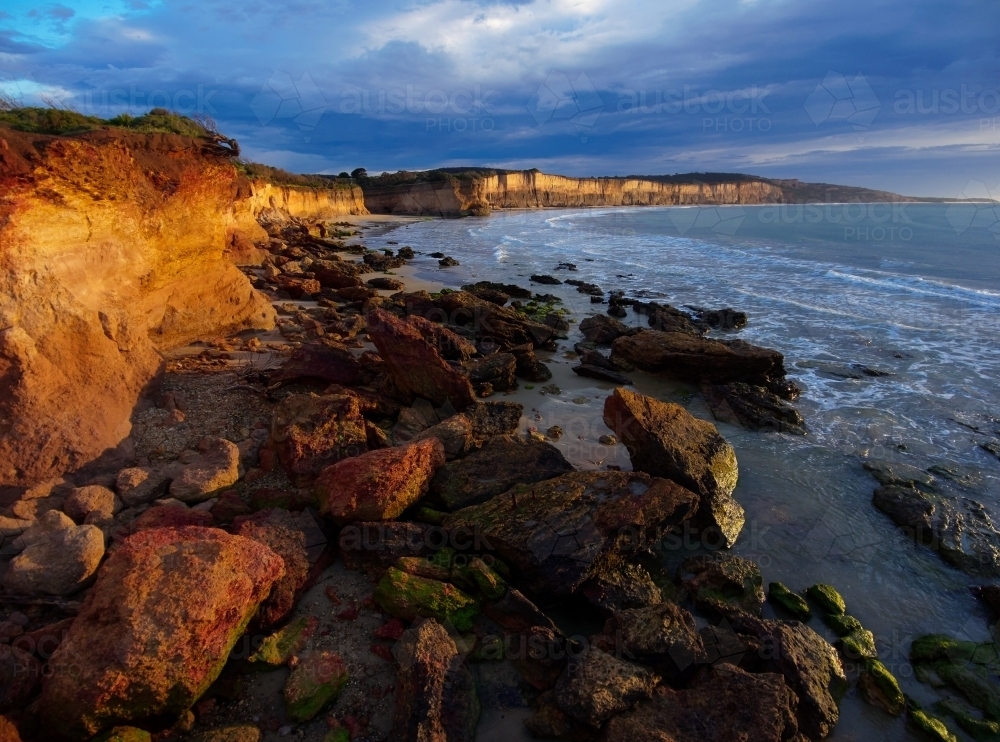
[0,129,284,488]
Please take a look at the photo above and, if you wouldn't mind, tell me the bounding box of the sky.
[1,0,999,197]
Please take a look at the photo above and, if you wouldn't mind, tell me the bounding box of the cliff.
[361,169,911,216]
[0,128,284,488]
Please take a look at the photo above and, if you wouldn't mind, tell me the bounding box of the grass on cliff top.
[0,106,213,137]
[235,161,355,189]
[358,167,508,189]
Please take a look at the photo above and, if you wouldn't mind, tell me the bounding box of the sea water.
[384,204,1000,740]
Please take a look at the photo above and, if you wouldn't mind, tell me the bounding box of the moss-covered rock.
[679,554,764,616]
[840,628,877,660]
[465,557,507,600]
[283,651,349,723]
[824,613,862,637]
[911,635,1000,668]
[323,729,351,742]
[373,567,479,631]
[935,698,1000,742]
[806,584,846,615]
[935,663,1000,720]
[249,616,318,667]
[768,582,810,620]
[858,659,904,715]
[909,708,959,742]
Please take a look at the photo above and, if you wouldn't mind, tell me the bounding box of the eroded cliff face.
[0,129,279,487]
[247,181,368,221]
[362,171,787,216]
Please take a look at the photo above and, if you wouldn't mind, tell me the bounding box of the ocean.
[384,204,1000,740]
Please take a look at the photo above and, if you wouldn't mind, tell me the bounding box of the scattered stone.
[393,618,479,742]
[438,256,459,267]
[2,511,104,596]
[40,527,285,739]
[367,277,405,291]
[581,553,662,615]
[316,438,446,523]
[598,434,618,446]
[169,438,241,502]
[430,435,574,511]
[283,651,349,723]
[768,582,811,620]
[443,470,698,598]
[703,381,806,434]
[546,426,563,440]
[824,614,862,637]
[510,344,552,382]
[412,414,475,460]
[190,726,261,742]
[909,709,959,742]
[530,274,561,285]
[115,466,174,507]
[11,495,64,521]
[604,388,743,547]
[553,646,658,728]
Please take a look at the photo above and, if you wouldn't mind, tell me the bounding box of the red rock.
[316,438,446,524]
[408,316,477,361]
[39,526,284,739]
[374,618,407,640]
[365,308,476,410]
[371,644,395,662]
[325,586,341,605]
[270,393,367,482]
[117,504,214,539]
[336,604,359,621]
[234,518,310,629]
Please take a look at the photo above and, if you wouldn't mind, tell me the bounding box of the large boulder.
[430,291,555,350]
[603,664,802,742]
[269,393,367,481]
[366,308,476,409]
[602,602,707,681]
[267,342,361,386]
[430,435,575,510]
[234,515,310,629]
[393,618,480,742]
[315,438,445,523]
[603,388,743,547]
[611,330,786,385]
[443,471,699,599]
[2,510,104,596]
[678,554,765,616]
[408,315,477,362]
[39,526,285,739]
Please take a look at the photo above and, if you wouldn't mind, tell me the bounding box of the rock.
[466,353,517,393]
[268,342,361,386]
[972,585,1000,617]
[530,274,561,285]
[909,709,959,742]
[39,526,285,739]
[863,459,936,489]
[604,388,743,547]
[579,315,635,344]
[10,495,65,520]
[393,398,444,442]
[115,466,173,507]
[409,316,478,362]
[553,646,659,728]
[873,484,1000,576]
[169,438,241,502]
[283,650,349,722]
[729,613,847,739]
[688,306,749,331]
[438,256,459,267]
[824,614,862,637]
[0,650,42,714]
[431,291,555,350]
[611,330,787,386]
[412,414,474,460]
[703,381,806,434]
[443,470,699,599]
[482,588,558,634]
[2,512,104,596]
[840,627,877,660]
[316,438,445,524]
[117,503,213,538]
[602,602,707,681]
[769,582,811,620]
[603,664,801,742]
[858,658,905,715]
[465,401,523,440]
[338,521,434,576]
[367,308,476,409]
[462,281,532,300]
[678,554,764,616]
[190,726,261,742]
[234,517,310,628]
[367,277,405,290]
[580,554,663,615]
[572,363,633,385]
[64,486,120,523]
[806,584,846,615]
[430,436,574,511]
[393,618,479,742]
[93,727,151,742]
[509,344,552,382]
[269,393,367,482]
[373,566,479,631]
[249,616,318,666]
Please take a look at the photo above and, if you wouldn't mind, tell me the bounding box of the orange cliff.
[361,170,788,216]
[0,129,362,488]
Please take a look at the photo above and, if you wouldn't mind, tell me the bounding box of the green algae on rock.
[373,566,479,631]
[858,658,905,716]
[840,627,878,660]
[678,554,764,616]
[768,582,811,620]
[909,708,959,742]
[283,650,349,722]
[93,728,151,742]
[248,616,318,667]
[824,613,863,637]
[806,584,846,615]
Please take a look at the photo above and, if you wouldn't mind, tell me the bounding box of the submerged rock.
[604,388,743,547]
[430,435,574,511]
[858,658,905,716]
[316,438,445,524]
[806,584,847,615]
[603,664,801,742]
[703,381,806,434]
[39,526,284,739]
[443,470,698,599]
[579,315,636,344]
[768,582,811,621]
[393,618,480,742]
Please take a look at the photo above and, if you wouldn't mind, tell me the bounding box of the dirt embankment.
[0,128,366,488]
